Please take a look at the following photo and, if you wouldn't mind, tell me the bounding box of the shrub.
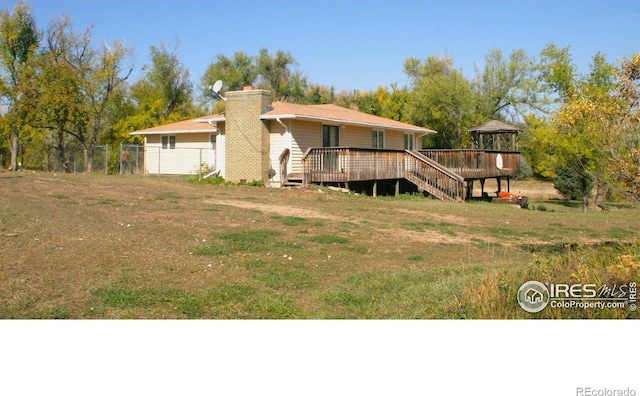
[554,164,593,200]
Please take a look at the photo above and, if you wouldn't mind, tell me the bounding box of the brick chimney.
[224,89,271,183]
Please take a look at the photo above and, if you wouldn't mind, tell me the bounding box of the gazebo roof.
[469,120,522,134]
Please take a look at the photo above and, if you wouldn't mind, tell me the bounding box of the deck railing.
[302,147,405,184]
[418,149,520,179]
[301,147,520,201]
[302,147,466,201]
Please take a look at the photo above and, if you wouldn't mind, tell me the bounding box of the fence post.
[105,144,109,175]
[135,145,139,173]
[119,144,123,175]
[199,148,203,179]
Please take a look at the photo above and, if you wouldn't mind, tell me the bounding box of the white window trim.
[404,133,415,150]
[162,135,176,150]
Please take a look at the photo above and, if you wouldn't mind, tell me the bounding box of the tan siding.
[386,130,405,150]
[291,120,322,174]
[341,125,372,147]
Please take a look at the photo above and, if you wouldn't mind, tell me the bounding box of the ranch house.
[131,87,521,201]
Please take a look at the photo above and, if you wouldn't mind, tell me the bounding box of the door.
[322,125,340,171]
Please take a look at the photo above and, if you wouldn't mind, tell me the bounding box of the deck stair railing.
[404,150,465,202]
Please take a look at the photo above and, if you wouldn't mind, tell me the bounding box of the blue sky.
[5,0,640,92]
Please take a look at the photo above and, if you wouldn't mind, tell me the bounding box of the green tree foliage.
[108,43,196,146]
[520,113,557,179]
[554,162,593,202]
[35,16,133,172]
[536,43,577,100]
[0,1,39,171]
[301,83,335,105]
[474,48,545,120]
[201,51,256,95]
[532,46,640,209]
[404,54,478,148]
[201,48,307,105]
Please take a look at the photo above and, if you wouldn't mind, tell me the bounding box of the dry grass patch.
[0,172,638,318]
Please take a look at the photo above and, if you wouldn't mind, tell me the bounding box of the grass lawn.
[0,171,638,319]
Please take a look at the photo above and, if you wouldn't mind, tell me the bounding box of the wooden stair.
[404,150,465,202]
[282,172,304,187]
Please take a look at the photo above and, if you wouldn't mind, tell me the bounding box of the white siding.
[269,120,289,184]
[216,131,226,178]
[144,133,217,175]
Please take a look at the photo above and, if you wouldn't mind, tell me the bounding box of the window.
[322,125,339,147]
[372,130,385,148]
[404,133,415,150]
[162,135,176,150]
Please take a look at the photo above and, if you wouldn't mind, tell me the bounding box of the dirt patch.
[204,199,341,221]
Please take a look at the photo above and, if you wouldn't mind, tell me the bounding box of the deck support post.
[480,179,486,198]
[373,181,377,197]
[507,177,511,193]
[395,180,400,197]
[466,180,473,200]
[496,177,502,196]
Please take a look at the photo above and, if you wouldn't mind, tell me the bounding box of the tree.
[302,83,335,105]
[255,48,307,101]
[536,43,577,101]
[201,48,308,104]
[405,54,478,148]
[546,50,640,209]
[37,16,133,172]
[129,43,195,121]
[201,51,257,102]
[0,1,39,171]
[554,162,593,201]
[474,48,545,120]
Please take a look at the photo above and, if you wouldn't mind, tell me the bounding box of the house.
[131,86,436,183]
[131,87,521,201]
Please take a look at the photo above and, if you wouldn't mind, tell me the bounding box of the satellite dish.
[211,80,222,95]
[496,153,504,170]
[209,80,226,101]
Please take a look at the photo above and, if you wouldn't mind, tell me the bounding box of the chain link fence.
[22,144,213,177]
[44,144,145,174]
[119,145,145,175]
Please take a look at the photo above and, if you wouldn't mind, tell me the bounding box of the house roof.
[260,102,435,134]
[130,117,219,135]
[130,102,435,135]
[468,120,522,134]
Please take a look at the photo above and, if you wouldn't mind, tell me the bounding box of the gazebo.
[470,120,521,152]
[468,120,522,198]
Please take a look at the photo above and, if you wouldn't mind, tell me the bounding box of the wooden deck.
[300,147,521,201]
[418,150,521,180]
